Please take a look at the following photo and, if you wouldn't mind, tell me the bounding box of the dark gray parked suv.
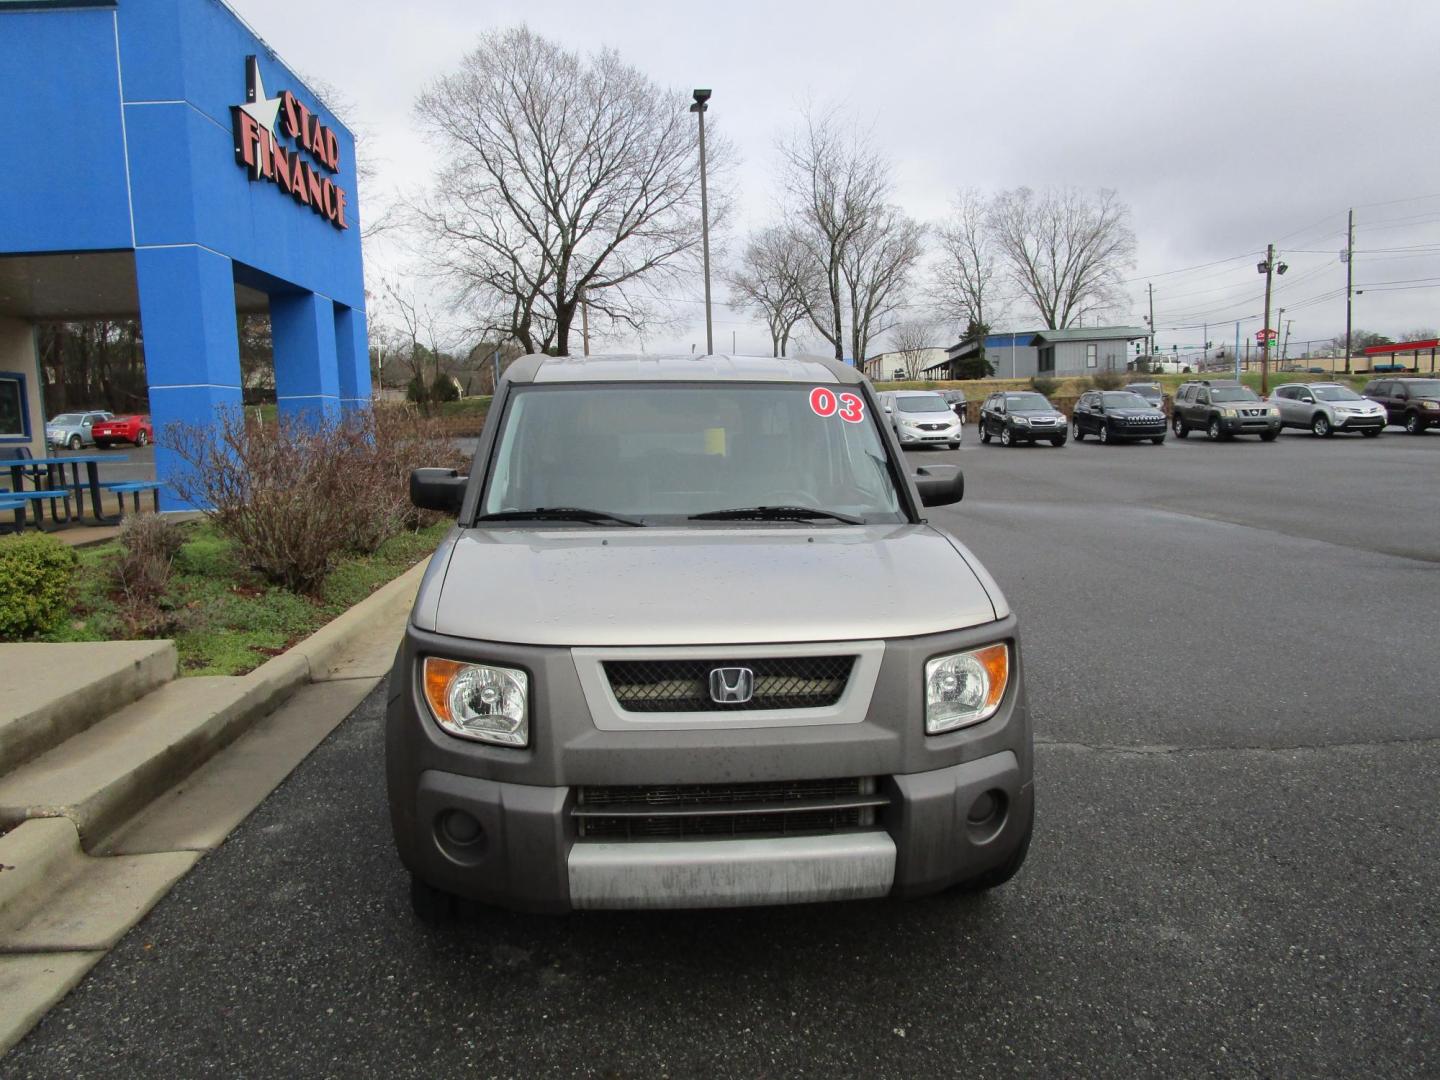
[390,354,1033,919]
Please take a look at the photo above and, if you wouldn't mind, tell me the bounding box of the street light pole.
[690,88,714,356]
[1344,207,1355,374]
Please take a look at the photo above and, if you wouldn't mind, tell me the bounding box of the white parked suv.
[877,390,963,449]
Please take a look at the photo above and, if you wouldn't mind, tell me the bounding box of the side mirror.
[410,468,467,514]
[913,464,964,508]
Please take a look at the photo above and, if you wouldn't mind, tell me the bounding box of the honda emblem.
[709,666,754,704]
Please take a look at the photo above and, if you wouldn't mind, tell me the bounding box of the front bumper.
[898,426,961,444]
[387,617,1033,911]
[1333,413,1385,430]
[1219,415,1281,434]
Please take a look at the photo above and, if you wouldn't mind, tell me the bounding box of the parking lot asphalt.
[6,428,1438,1078]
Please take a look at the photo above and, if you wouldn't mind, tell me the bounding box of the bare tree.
[780,112,888,360]
[412,26,729,356]
[987,186,1136,329]
[725,225,808,356]
[842,205,924,366]
[890,317,939,379]
[930,188,1007,332]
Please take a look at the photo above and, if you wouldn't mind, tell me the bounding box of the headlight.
[1220,407,1237,417]
[1013,416,1030,425]
[925,643,1009,734]
[422,657,529,746]
[1424,400,1440,410]
[1268,407,1281,416]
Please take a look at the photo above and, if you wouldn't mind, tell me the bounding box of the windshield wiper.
[475,507,646,527]
[688,505,864,525]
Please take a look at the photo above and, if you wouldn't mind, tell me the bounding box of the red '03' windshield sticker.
[809,387,865,423]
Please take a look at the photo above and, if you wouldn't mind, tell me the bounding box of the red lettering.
[324,128,340,172]
[281,91,301,139]
[333,186,348,229]
[320,179,337,220]
[232,107,259,173]
[269,140,292,192]
[295,100,313,152]
[307,113,324,159]
[306,168,324,212]
[291,158,311,205]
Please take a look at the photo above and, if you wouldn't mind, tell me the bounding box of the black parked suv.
[1072,390,1167,444]
[979,391,1067,447]
[1171,380,1280,441]
[1361,377,1440,434]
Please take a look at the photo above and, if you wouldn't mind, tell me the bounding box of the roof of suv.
[503,353,865,386]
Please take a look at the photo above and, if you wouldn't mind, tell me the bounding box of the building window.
[0,372,29,441]
[1086,344,1098,368]
[1039,347,1054,372]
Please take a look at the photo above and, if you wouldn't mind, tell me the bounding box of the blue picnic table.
[3,453,131,529]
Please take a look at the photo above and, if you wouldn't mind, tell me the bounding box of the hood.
[417,524,997,647]
[1109,409,1165,419]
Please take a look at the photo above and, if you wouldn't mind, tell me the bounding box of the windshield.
[1101,392,1150,408]
[1004,393,1052,412]
[1127,385,1160,397]
[896,394,949,414]
[1312,386,1362,402]
[1404,380,1440,397]
[481,384,905,524]
[1209,387,1260,403]
[50,414,82,425]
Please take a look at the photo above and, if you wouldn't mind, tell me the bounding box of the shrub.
[164,408,464,593]
[956,355,995,380]
[1090,370,1126,390]
[430,374,460,403]
[111,514,187,636]
[1030,376,1060,398]
[406,375,430,404]
[0,533,78,640]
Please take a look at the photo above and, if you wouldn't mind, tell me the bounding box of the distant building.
[940,327,1148,379]
[864,348,947,380]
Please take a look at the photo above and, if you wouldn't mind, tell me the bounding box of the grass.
[46,518,449,677]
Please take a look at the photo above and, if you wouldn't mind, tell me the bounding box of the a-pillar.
[333,302,371,414]
[135,246,243,511]
[271,291,340,423]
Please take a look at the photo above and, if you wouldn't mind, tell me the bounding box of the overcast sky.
[231,0,1440,356]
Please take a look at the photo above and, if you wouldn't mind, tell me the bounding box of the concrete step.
[0,641,177,776]
[0,674,295,847]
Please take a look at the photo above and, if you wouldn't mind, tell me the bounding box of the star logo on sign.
[239,54,282,137]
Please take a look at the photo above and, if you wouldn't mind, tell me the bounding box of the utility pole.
[1202,322,1208,368]
[1281,318,1293,362]
[732,329,736,354]
[1147,283,1155,358]
[1258,242,1285,395]
[689,89,714,356]
[1344,207,1355,374]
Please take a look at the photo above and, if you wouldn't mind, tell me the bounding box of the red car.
[92,414,153,448]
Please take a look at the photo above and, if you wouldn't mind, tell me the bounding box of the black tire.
[1049,436,1066,447]
[980,425,991,444]
[1260,430,1279,442]
[1312,413,1332,437]
[410,872,457,926]
[1207,416,1223,441]
[999,426,1013,447]
[1150,435,1166,445]
[1405,412,1426,435]
[1072,420,1084,441]
[136,429,150,447]
[1173,415,1188,438]
[1362,428,1381,438]
[68,435,82,450]
[949,441,960,450]
[959,817,1033,893]
[1099,423,1111,444]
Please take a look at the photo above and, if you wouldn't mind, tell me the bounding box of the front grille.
[1241,408,1266,417]
[918,422,949,431]
[604,656,855,712]
[574,777,885,840]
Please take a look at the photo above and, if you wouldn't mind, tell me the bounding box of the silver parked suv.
[390,354,1033,919]
[1269,382,1385,437]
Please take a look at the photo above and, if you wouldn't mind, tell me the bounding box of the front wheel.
[1207,417,1223,441]
[67,435,82,450]
[1049,436,1066,447]
[999,426,1013,447]
[1405,412,1427,435]
[1362,428,1381,438]
[1099,423,1111,444]
[948,441,961,450]
[1260,430,1279,442]
[1312,413,1333,437]
[1173,416,1188,438]
[1151,435,1166,445]
[1072,420,1084,441]
[980,426,992,444]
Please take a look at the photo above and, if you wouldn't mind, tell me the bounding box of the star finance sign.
[231,55,350,231]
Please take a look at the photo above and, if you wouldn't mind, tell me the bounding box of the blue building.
[0,0,370,507]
